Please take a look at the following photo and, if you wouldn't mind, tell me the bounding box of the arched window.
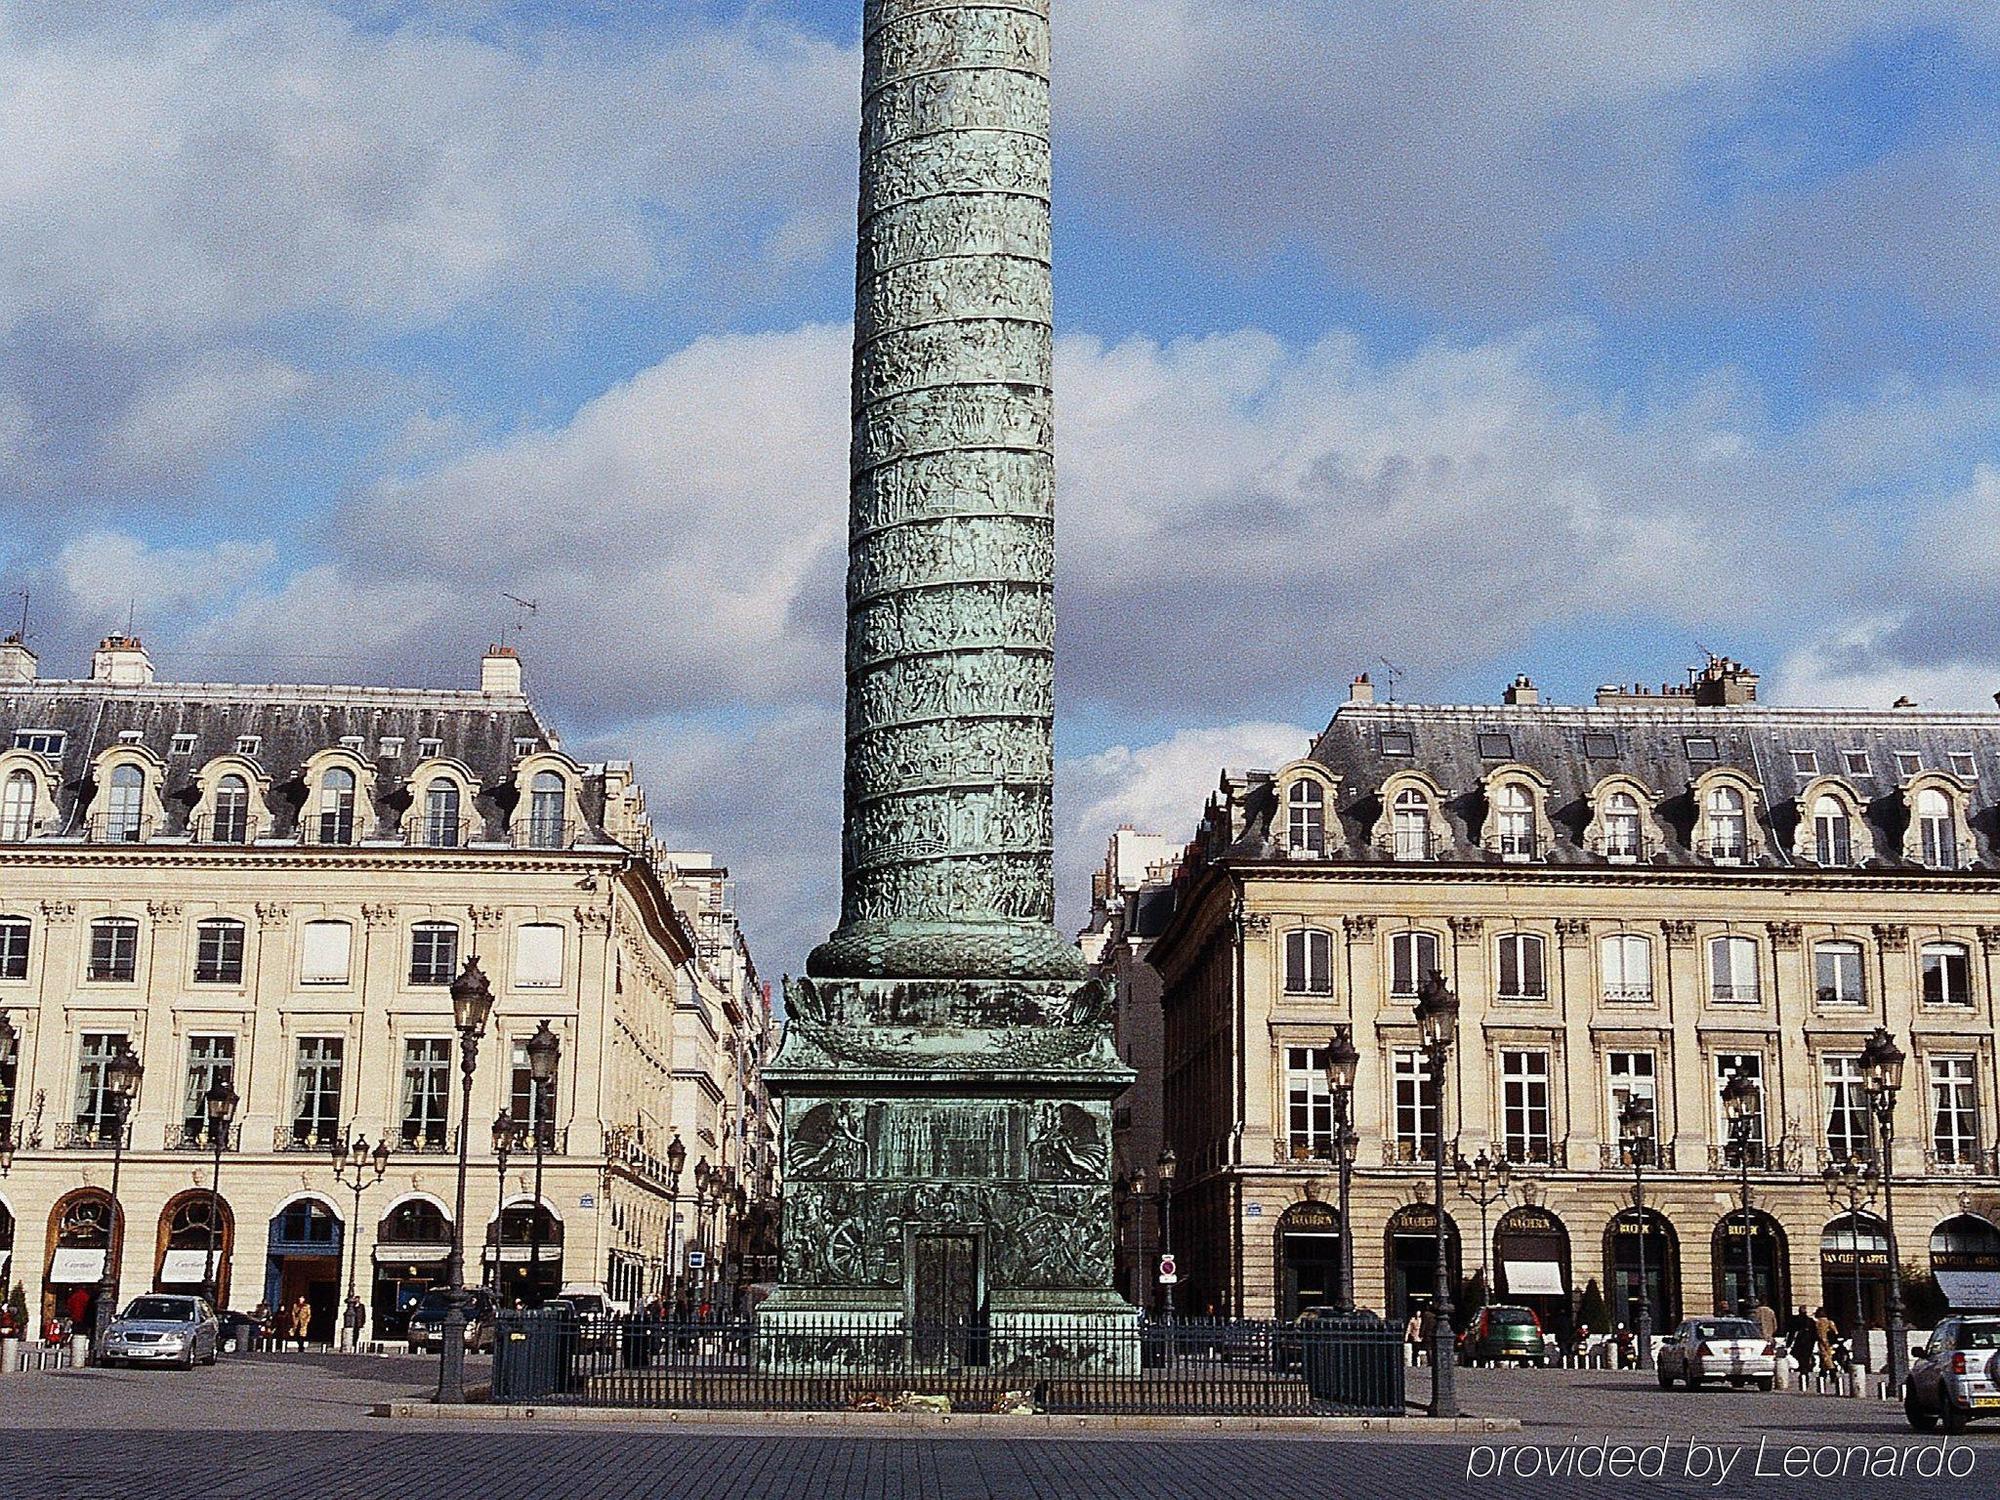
[1287,780,1325,855]
[1495,783,1535,859]
[1709,934,1759,1004]
[1916,788,1958,869]
[193,918,246,984]
[423,782,461,848]
[318,767,356,845]
[275,1199,339,1247]
[1602,791,1641,860]
[212,774,250,844]
[1921,942,1973,1007]
[1496,932,1545,1001]
[379,1198,452,1245]
[1,769,35,841]
[528,771,566,849]
[1392,789,1431,861]
[1812,795,1852,867]
[1814,940,1866,1007]
[1284,928,1333,994]
[1390,929,1442,997]
[1705,785,1747,861]
[1600,933,1653,1004]
[104,763,144,842]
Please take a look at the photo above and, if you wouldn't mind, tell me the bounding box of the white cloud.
[53,530,277,627]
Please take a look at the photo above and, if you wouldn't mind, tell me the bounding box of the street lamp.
[1618,1094,1656,1371]
[93,1042,143,1363]
[1454,1148,1511,1294]
[1156,1145,1178,1321]
[525,1020,560,1307]
[0,1013,16,1178]
[1414,969,1460,1418]
[693,1158,712,1313]
[1861,1026,1910,1388]
[437,957,494,1403]
[331,1133,391,1349]
[1720,1072,1761,1314]
[663,1133,686,1313]
[1822,1155,1880,1374]
[1324,1026,1360,1313]
[491,1109,517,1298]
[201,1077,239,1307]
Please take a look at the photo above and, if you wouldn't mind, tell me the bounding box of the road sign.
[687,1250,707,1269]
[1158,1254,1177,1284]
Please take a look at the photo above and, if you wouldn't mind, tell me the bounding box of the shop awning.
[373,1244,450,1266]
[1503,1260,1565,1296]
[482,1245,565,1263]
[1936,1270,2000,1310]
[49,1248,106,1283]
[159,1250,215,1284]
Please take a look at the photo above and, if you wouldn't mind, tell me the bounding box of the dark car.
[215,1309,261,1353]
[1457,1304,1548,1366]
[404,1289,497,1353]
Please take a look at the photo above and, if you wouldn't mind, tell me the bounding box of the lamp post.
[1618,1095,1656,1370]
[437,957,495,1404]
[524,1021,560,1308]
[1324,1027,1360,1313]
[1156,1146,1178,1321]
[1861,1026,1910,1388]
[0,1132,13,1175]
[2,1011,19,1178]
[93,1042,143,1363]
[662,1133,686,1312]
[201,1078,239,1307]
[693,1158,712,1313]
[1454,1148,1511,1295]
[1414,970,1460,1417]
[490,1108,516,1298]
[1721,1073,1761,1314]
[330,1132,391,1349]
[1822,1154,1879,1373]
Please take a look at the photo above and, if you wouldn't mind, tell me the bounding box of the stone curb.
[370,1402,1518,1435]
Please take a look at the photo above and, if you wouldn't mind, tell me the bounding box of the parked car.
[1457,1305,1548,1366]
[404,1289,497,1353]
[214,1309,261,1353]
[1904,1317,2000,1432]
[102,1294,219,1369]
[1655,1317,1776,1390]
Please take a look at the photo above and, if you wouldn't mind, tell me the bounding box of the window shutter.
[1522,936,1543,996]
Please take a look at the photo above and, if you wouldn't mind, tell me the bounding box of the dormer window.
[1378,730,1414,757]
[1477,733,1513,760]
[1916,787,1959,869]
[169,734,197,756]
[1895,751,1922,779]
[1392,788,1430,860]
[1286,780,1325,855]
[513,737,538,760]
[13,730,64,757]
[212,775,251,844]
[1949,752,1979,780]
[418,738,443,759]
[1603,792,1641,860]
[318,767,357,845]
[235,735,261,757]
[1812,795,1853,867]
[380,737,405,759]
[527,770,568,849]
[1,770,37,841]
[423,782,462,848]
[102,764,145,843]
[1494,783,1535,859]
[1789,749,1818,775]
[339,735,365,751]
[1705,785,1747,862]
[1685,737,1718,763]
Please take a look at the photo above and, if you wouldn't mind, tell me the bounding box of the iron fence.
[492,1311,1403,1416]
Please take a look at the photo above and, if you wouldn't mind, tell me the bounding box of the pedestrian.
[1813,1306,1838,1374]
[1785,1306,1815,1378]
[65,1286,92,1333]
[1751,1297,1778,1345]
[251,1300,272,1351]
[1417,1304,1435,1367]
[291,1294,313,1352]
[1614,1321,1633,1369]
[343,1293,366,1352]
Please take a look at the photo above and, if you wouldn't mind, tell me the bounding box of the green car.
[1457,1304,1548,1366]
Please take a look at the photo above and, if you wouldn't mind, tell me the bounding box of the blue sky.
[4,1,1999,971]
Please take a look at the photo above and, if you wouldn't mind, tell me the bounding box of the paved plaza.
[1,1355,1995,1500]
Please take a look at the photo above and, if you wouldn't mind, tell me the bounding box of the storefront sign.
[1389,1205,1442,1235]
[1282,1202,1338,1231]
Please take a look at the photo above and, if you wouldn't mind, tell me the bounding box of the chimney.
[1348,672,1375,704]
[0,635,36,685]
[90,634,154,686]
[482,644,523,696]
[1502,673,1540,706]
[1690,654,1758,707]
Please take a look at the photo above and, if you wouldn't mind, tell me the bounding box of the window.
[338,735,365,752]
[418,737,443,759]
[409,922,459,986]
[1822,1054,1870,1163]
[1501,1050,1552,1163]
[234,735,261,757]
[1390,929,1441,997]
[1599,933,1653,1004]
[1378,730,1413,757]
[1922,942,1973,1006]
[0,770,33,840]
[528,770,567,848]
[1949,751,1979,779]
[1392,1047,1437,1160]
[380,737,404,759]
[13,729,64,757]
[513,737,538,759]
[192,918,246,983]
[1916,787,1959,868]
[1391,788,1431,860]
[1607,1052,1657,1135]
[1814,940,1866,1006]
[291,1037,345,1149]
[103,763,144,841]
[181,1035,235,1144]
[1279,779,1326,856]
[1282,927,1334,993]
[0,916,27,980]
[115,730,142,744]
[516,923,565,989]
[1705,785,1747,860]
[1284,1046,1332,1158]
[400,1038,452,1149]
[212,775,250,843]
[1895,751,1922,779]
[1496,933,1546,1001]
[1789,749,1818,775]
[1494,782,1535,858]
[318,767,356,845]
[169,733,197,756]
[74,1032,133,1136]
[1684,737,1718,762]
[1842,748,1870,776]
[1812,795,1853,866]
[510,1039,560,1137]
[1602,790,1642,859]
[423,782,461,847]
[299,920,352,985]
[1583,732,1620,758]
[1477,733,1514,760]
[1714,1053,1765,1151]
[1931,1056,1980,1166]
[1709,934,1759,1004]
[88,917,139,981]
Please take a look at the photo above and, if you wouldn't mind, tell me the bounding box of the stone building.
[0,634,775,1339]
[1148,658,2000,1339]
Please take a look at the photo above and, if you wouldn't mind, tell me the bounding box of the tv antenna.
[1377,657,1406,703]
[8,589,26,643]
[499,593,540,650]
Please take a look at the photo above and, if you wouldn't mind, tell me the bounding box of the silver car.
[103,1293,220,1369]
[1656,1316,1776,1390]
[1903,1317,2000,1431]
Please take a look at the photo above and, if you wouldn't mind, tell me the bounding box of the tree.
[4,1281,26,1336]
[1576,1277,1610,1335]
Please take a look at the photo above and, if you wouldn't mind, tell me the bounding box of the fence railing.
[492,1311,1404,1417]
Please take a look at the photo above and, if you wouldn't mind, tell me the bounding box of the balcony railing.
[1697,837,1752,864]
[1709,983,1760,1005]
[166,1122,240,1152]
[276,1123,345,1153]
[404,818,474,849]
[1490,832,1540,862]
[397,1127,453,1155]
[1388,831,1444,862]
[55,1121,128,1150]
[189,814,263,845]
[512,818,575,850]
[1593,834,1658,863]
[1499,1139,1565,1168]
[1707,1140,1798,1173]
[1925,1146,2000,1176]
[1600,984,1655,1006]
[0,816,49,842]
[86,815,153,845]
[1599,1141,1678,1171]
[1381,1139,1444,1166]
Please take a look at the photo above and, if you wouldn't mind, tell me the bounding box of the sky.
[5,1,2000,976]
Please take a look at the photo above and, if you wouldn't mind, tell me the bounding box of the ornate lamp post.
[0,1132,13,1175]
[0,1011,15,1174]
[331,1132,391,1349]
[662,1133,686,1312]
[437,957,495,1404]
[1414,970,1460,1417]
[1454,1148,1511,1294]
[1861,1026,1910,1387]
[524,1020,560,1307]
[491,1108,517,1297]
[1822,1154,1879,1373]
[1156,1146,1178,1321]
[1720,1072,1761,1313]
[201,1078,239,1307]
[1324,1027,1360,1313]
[692,1158,712,1312]
[1618,1095,1656,1370]
[93,1042,143,1362]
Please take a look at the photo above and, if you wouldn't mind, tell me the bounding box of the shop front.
[1712,1208,1788,1315]
[1385,1202,1461,1323]
[1493,1204,1571,1335]
[264,1196,342,1343]
[1275,1199,1343,1320]
[484,1200,564,1308]
[156,1191,234,1308]
[371,1195,453,1338]
[1930,1213,2000,1312]
[1819,1211,1890,1335]
[43,1188,119,1335]
[1605,1207,1679,1332]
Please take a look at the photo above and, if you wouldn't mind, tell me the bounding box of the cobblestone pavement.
[1,1356,1993,1500]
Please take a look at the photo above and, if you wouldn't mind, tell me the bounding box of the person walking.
[1404,1308,1423,1366]
[342,1293,366,1352]
[1785,1306,1815,1382]
[1751,1298,1779,1345]
[291,1294,313,1352]
[1813,1306,1838,1374]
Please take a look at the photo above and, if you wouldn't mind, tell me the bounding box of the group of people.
[246,1294,323,1352]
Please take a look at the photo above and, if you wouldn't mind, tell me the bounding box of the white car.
[103,1294,220,1369]
[1656,1316,1776,1391]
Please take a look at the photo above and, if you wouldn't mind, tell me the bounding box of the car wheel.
[1755,1376,1773,1392]
[1905,1396,1938,1432]
[1687,1375,1705,1390]
[1942,1400,1970,1434]
[1657,1370,1674,1389]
